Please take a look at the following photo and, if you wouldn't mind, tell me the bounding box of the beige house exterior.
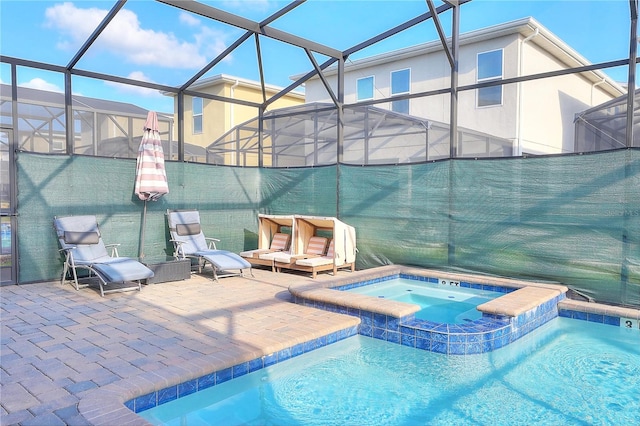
[168,75,304,161]
[302,17,626,156]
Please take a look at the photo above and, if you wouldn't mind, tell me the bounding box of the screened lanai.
[1,0,639,308]
[0,84,212,161]
[207,103,513,166]
[575,87,640,152]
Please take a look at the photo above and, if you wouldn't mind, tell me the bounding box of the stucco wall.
[304,31,618,157]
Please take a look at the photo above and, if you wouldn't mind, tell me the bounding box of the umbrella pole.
[139,200,147,260]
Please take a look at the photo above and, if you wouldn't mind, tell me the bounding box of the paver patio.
[1,268,360,425]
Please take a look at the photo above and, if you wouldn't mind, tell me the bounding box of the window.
[477,49,503,107]
[193,97,203,134]
[357,76,374,101]
[391,69,410,114]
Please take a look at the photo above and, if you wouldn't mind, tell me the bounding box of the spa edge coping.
[288,265,571,319]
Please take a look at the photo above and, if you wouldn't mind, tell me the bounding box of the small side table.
[141,256,191,284]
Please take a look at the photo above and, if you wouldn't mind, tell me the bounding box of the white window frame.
[192,97,203,134]
[476,49,504,108]
[390,68,410,114]
[356,76,375,102]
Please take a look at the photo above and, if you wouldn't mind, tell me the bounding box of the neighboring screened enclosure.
[206,103,513,166]
[575,89,640,152]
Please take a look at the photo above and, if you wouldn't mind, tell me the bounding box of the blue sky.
[0,0,634,113]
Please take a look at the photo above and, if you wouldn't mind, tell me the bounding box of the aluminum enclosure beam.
[67,0,127,70]
[179,1,305,92]
[626,0,638,148]
[305,49,339,107]
[344,0,471,58]
[158,0,341,59]
[426,0,454,67]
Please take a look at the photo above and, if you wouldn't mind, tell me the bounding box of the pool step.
[477,286,565,317]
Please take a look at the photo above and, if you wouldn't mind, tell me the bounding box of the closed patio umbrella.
[134,111,169,259]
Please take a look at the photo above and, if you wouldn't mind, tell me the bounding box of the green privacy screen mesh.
[17,149,639,307]
[339,150,639,307]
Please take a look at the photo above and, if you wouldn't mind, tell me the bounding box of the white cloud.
[179,12,201,27]
[20,78,63,93]
[194,26,231,61]
[105,71,163,97]
[44,2,230,70]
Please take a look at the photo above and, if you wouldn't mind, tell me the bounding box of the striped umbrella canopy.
[135,111,169,258]
[135,111,169,201]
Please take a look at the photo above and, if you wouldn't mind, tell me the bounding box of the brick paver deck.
[3,265,636,425]
[1,268,359,425]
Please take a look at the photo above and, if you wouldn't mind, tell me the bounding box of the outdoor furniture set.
[53,211,356,297]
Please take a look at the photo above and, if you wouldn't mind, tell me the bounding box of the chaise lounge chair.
[239,214,295,271]
[240,232,291,268]
[289,239,356,278]
[273,235,328,274]
[273,215,358,279]
[167,209,252,281]
[53,215,154,297]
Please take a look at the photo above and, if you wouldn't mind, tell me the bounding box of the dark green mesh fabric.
[260,166,337,216]
[17,149,639,307]
[17,154,260,283]
[339,150,639,307]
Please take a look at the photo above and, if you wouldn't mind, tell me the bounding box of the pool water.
[345,277,501,323]
[139,318,640,425]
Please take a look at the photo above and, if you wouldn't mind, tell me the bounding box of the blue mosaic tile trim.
[334,273,516,295]
[126,325,359,414]
[397,273,518,295]
[360,309,515,355]
[559,309,621,326]
[301,276,569,355]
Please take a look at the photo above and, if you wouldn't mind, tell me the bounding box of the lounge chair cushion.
[64,231,100,245]
[271,236,328,263]
[295,256,334,267]
[240,248,269,257]
[176,223,201,236]
[270,233,290,251]
[306,236,328,255]
[325,239,335,258]
[89,257,155,283]
[240,233,290,257]
[197,250,252,270]
[259,251,284,261]
[296,239,336,267]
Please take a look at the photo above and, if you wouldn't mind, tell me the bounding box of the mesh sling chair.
[167,209,253,281]
[53,215,154,297]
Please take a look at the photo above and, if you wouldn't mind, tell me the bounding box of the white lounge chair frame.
[53,215,154,297]
[167,209,253,281]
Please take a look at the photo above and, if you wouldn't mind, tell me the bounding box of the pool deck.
[1,268,361,425]
[2,265,639,425]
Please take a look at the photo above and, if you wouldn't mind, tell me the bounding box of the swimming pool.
[138,317,640,425]
[344,277,501,323]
